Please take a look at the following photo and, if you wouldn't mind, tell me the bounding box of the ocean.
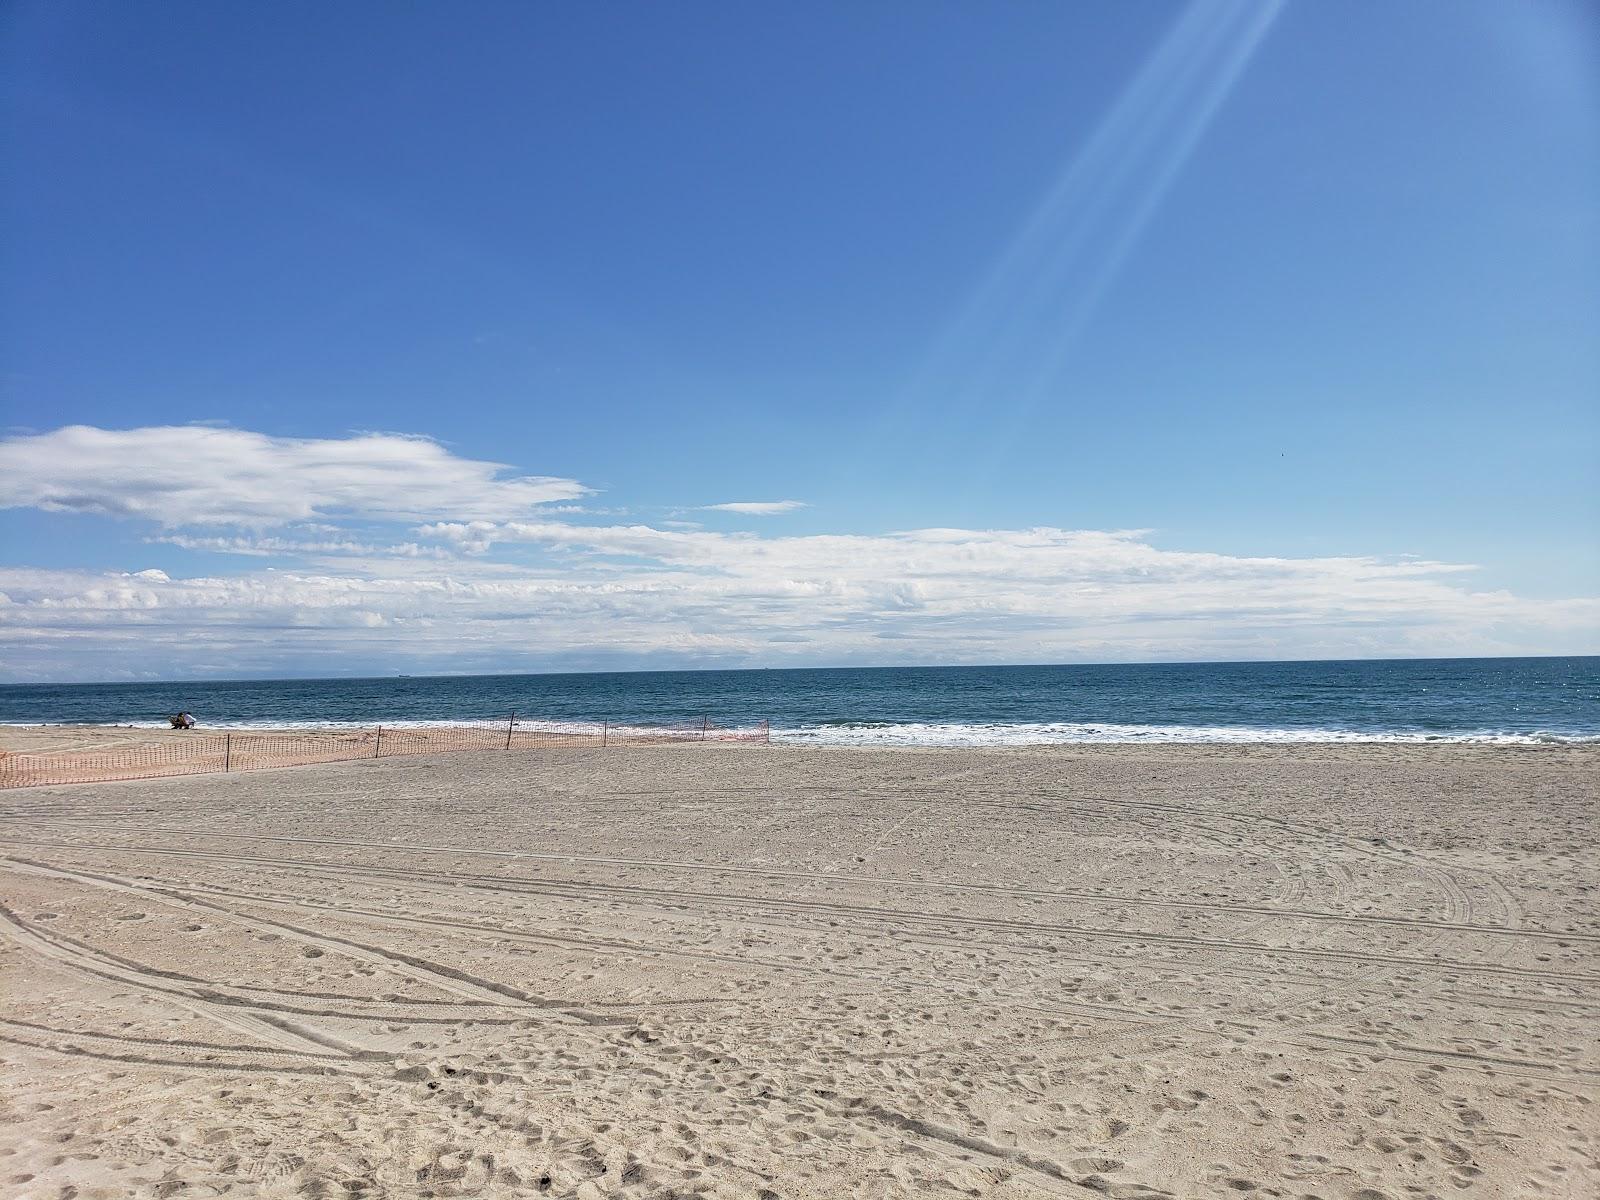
[1,657,1596,745]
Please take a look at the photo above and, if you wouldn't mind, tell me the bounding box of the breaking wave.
[771,721,1597,747]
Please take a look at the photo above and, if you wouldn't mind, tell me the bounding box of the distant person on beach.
[169,712,195,730]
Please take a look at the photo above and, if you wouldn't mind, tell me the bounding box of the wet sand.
[1,723,198,754]
[1,742,1596,1198]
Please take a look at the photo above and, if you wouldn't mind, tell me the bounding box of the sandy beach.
[1,738,1596,1198]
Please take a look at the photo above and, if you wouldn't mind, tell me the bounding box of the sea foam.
[771,721,1596,747]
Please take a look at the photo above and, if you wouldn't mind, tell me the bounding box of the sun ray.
[869,1,1286,472]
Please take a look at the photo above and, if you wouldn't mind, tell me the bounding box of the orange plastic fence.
[0,718,770,789]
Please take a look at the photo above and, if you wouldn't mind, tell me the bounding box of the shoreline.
[4,721,1598,764]
[3,719,1596,757]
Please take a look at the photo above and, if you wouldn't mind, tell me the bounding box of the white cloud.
[149,533,452,560]
[0,425,588,527]
[0,424,1592,681]
[415,521,501,555]
[699,500,808,515]
[0,524,1594,681]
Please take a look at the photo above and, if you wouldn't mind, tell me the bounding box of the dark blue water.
[1,658,1595,744]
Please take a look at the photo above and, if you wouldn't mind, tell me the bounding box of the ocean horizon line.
[3,651,1596,691]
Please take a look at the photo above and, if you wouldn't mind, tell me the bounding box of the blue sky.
[1,0,1596,681]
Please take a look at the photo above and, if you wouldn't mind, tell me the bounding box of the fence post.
[764,719,771,745]
[506,711,517,750]
[601,720,608,748]
[374,726,383,758]
[701,715,708,741]
[224,733,232,773]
